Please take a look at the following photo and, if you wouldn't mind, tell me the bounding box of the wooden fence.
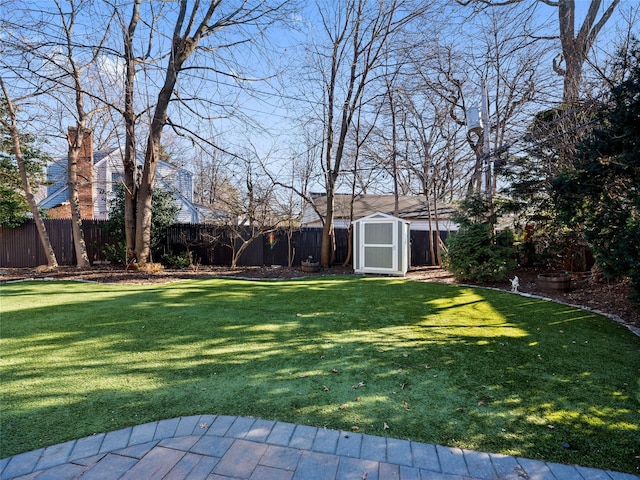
[0,220,447,268]
[0,219,114,268]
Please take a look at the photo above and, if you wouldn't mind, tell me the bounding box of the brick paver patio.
[1,415,638,479]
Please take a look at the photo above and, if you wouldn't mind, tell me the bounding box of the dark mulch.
[466,268,639,329]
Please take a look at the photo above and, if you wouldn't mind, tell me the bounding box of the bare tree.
[272,158,312,267]
[307,0,436,267]
[342,95,379,266]
[118,0,143,264]
[457,0,620,105]
[3,0,293,267]
[220,154,280,268]
[403,96,463,265]
[1,0,118,267]
[274,185,300,268]
[376,60,407,216]
[579,3,640,96]
[0,79,58,268]
[414,3,550,196]
[192,145,244,231]
[409,42,485,194]
[127,0,292,264]
[59,0,118,267]
[554,0,619,104]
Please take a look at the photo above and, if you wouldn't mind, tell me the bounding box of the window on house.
[111,172,124,189]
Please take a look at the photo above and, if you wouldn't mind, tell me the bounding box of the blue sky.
[2,0,636,195]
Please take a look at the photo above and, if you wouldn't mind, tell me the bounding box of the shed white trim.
[353,212,410,276]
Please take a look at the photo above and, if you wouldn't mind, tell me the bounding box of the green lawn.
[1,277,639,473]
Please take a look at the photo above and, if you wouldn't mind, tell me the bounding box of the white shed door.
[362,221,395,270]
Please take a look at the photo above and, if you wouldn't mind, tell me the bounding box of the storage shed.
[353,212,410,276]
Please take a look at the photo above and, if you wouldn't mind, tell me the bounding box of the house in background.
[300,193,458,231]
[39,128,210,223]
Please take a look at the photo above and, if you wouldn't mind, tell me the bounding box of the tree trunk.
[0,80,58,268]
[134,135,160,263]
[123,137,137,264]
[388,87,400,217]
[67,132,90,268]
[556,0,620,104]
[321,178,336,267]
[433,180,442,266]
[123,0,141,263]
[420,164,436,267]
[287,228,294,267]
[134,0,219,264]
[133,25,180,264]
[29,199,58,268]
[343,173,358,267]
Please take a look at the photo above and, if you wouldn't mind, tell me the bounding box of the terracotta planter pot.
[537,273,571,293]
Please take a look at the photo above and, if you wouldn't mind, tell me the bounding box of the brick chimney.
[67,127,94,219]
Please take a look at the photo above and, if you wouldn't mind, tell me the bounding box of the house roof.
[304,193,455,223]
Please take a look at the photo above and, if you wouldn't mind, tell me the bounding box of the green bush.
[442,195,516,282]
[553,41,640,302]
[0,100,50,228]
[102,240,128,265]
[161,250,191,269]
[101,184,179,264]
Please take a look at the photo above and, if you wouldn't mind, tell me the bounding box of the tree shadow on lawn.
[1,277,639,473]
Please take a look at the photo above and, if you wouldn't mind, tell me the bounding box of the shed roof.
[354,212,410,223]
[304,193,455,224]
